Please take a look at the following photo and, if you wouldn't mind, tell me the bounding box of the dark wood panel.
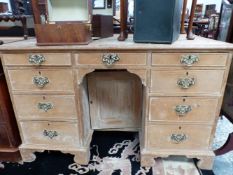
[0,124,11,147]
[92,15,113,38]
[0,72,21,161]
[0,150,21,162]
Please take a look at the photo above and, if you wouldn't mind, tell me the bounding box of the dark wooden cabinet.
[92,15,113,38]
[0,69,21,162]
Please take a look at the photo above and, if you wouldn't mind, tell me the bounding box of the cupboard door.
[87,71,142,129]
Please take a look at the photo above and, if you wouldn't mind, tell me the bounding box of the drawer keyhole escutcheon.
[43,130,58,139]
[33,76,49,88]
[180,55,199,66]
[175,105,192,116]
[102,53,120,66]
[171,133,187,144]
[177,77,195,89]
[38,102,53,112]
[29,54,46,65]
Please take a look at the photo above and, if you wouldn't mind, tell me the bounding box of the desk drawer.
[14,95,77,120]
[152,53,228,67]
[150,70,225,95]
[2,53,72,66]
[7,69,74,93]
[146,124,212,150]
[149,97,218,123]
[75,52,147,66]
[20,121,79,146]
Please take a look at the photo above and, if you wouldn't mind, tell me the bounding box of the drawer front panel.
[149,97,219,123]
[20,121,79,146]
[75,53,147,66]
[2,53,72,66]
[151,70,225,95]
[7,69,74,92]
[14,95,77,120]
[152,53,228,67]
[147,124,212,150]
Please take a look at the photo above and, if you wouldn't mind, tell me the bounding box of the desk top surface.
[0,35,233,52]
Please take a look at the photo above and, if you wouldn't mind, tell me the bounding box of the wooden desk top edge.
[0,35,233,52]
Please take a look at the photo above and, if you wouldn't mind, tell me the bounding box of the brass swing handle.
[175,105,192,116]
[29,54,46,65]
[177,77,195,89]
[43,130,58,139]
[102,53,120,66]
[180,55,199,66]
[38,102,53,112]
[33,76,49,88]
[170,133,187,144]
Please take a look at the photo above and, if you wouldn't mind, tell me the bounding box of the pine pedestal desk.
[0,35,233,170]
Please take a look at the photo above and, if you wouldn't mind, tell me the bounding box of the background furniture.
[0,35,232,171]
[31,0,92,45]
[205,4,217,18]
[218,0,233,156]
[133,0,182,43]
[92,14,113,38]
[0,15,28,39]
[0,0,32,39]
[218,0,233,42]
[0,61,21,162]
[0,3,9,13]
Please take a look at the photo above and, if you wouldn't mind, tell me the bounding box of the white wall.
[187,0,222,14]
[93,0,114,15]
[93,8,113,15]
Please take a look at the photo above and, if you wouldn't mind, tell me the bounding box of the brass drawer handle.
[171,133,187,144]
[38,102,53,112]
[177,77,195,89]
[33,76,49,88]
[175,105,192,116]
[102,53,120,66]
[29,54,46,65]
[43,130,58,139]
[180,55,199,66]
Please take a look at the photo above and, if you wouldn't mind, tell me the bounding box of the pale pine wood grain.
[150,69,225,95]
[146,124,212,150]
[87,71,142,129]
[20,121,79,146]
[2,53,72,66]
[13,95,77,121]
[75,52,147,66]
[7,69,74,93]
[152,53,228,67]
[149,97,219,123]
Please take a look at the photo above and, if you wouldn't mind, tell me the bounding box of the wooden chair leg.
[181,0,188,34]
[21,17,28,40]
[214,133,233,156]
[187,0,197,40]
[118,0,128,41]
